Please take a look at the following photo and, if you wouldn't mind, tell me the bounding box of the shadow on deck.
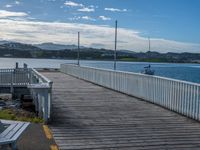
[43,72,200,150]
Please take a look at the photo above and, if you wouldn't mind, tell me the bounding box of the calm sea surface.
[0,58,199,84]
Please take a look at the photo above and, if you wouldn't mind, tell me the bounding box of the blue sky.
[0,0,200,53]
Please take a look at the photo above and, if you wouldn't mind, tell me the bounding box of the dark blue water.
[0,58,199,84]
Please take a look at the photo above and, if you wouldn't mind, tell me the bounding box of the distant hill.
[0,41,199,63]
[34,43,79,50]
[0,40,10,45]
[0,42,41,51]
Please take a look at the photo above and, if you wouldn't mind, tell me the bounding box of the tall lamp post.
[77,32,80,66]
[114,20,118,70]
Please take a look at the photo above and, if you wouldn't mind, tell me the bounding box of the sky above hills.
[0,0,200,53]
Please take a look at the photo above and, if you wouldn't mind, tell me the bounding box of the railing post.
[10,70,14,94]
[29,69,33,84]
[48,82,53,121]
[15,62,19,69]
[37,92,42,118]
[42,89,49,124]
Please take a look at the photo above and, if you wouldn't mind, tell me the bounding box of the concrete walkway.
[43,72,200,150]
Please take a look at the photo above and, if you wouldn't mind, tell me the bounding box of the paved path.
[43,72,200,150]
[17,124,55,150]
[0,123,56,150]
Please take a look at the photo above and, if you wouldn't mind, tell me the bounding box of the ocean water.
[0,58,199,84]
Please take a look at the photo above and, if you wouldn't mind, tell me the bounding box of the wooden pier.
[43,71,200,150]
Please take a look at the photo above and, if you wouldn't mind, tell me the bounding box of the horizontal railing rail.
[61,64,200,121]
[0,68,52,124]
[30,69,52,85]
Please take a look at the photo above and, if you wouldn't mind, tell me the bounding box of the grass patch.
[0,109,43,123]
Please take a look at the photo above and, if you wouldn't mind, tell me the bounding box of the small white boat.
[141,37,155,75]
[141,64,155,75]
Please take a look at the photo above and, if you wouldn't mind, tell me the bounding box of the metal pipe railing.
[61,64,200,121]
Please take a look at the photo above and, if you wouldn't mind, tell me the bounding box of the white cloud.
[105,8,127,12]
[69,16,95,21]
[15,1,20,5]
[0,19,199,53]
[64,1,83,7]
[68,16,81,20]
[99,16,111,21]
[89,5,94,8]
[5,4,13,8]
[0,10,28,18]
[64,1,96,12]
[82,16,95,21]
[78,7,95,12]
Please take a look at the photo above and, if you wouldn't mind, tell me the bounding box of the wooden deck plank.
[43,72,200,150]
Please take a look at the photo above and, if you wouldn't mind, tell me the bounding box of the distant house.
[3,54,12,57]
[101,53,113,57]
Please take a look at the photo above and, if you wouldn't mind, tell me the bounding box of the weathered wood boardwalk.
[43,72,200,150]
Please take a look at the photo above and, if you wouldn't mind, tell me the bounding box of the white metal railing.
[61,64,200,121]
[0,68,52,124]
[0,68,29,87]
